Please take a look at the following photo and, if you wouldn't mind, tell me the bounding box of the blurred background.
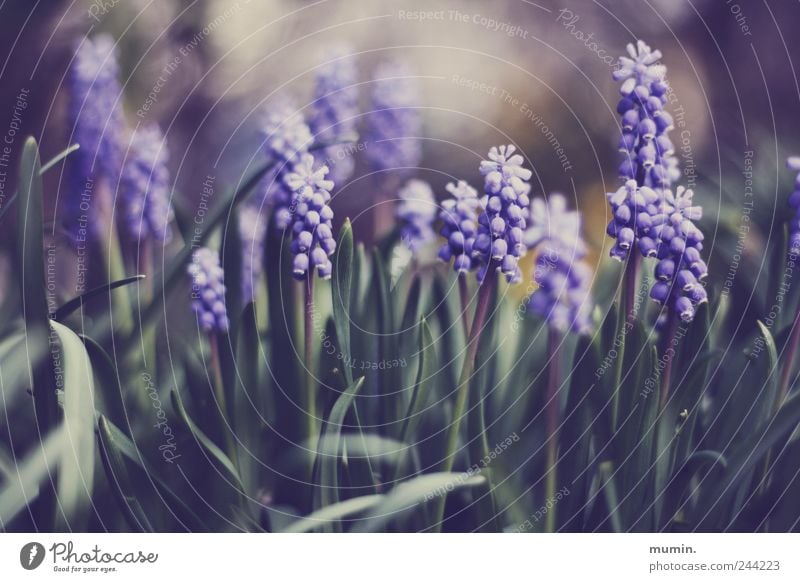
[0,0,798,318]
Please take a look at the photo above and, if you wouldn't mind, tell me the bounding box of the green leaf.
[220,206,243,414]
[661,450,726,529]
[696,389,800,529]
[558,335,601,531]
[80,335,127,430]
[318,376,365,515]
[170,390,246,495]
[332,218,354,386]
[40,143,80,174]
[52,275,146,321]
[625,344,662,531]
[97,415,207,531]
[265,227,301,445]
[597,462,623,533]
[395,319,437,485]
[0,426,64,527]
[235,302,268,494]
[0,142,79,225]
[17,137,58,527]
[717,321,779,450]
[352,472,487,532]
[96,417,153,532]
[370,249,397,428]
[282,494,384,533]
[50,320,97,530]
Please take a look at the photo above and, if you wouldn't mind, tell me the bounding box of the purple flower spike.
[527,194,593,334]
[120,124,174,244]
[240,206,267,304]
[188,247,229,333]
[613,40,679,213]
[261,98,314,229]
[285,153,337,280]
[477,145,533,283]
[396,179,436,252]
[648,186,708,322]
[65,34,125,241]
[439,180,481,273]
[309,45,359,186]
[605,179,660,261]
[786,157,800,258]
[364,59,422,177]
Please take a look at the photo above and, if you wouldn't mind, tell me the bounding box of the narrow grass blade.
[52,275,146,321]
[332,219,354,386]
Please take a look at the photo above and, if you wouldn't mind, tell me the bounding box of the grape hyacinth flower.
[309,45,359,186]
[64,34,125,240]
[648,186,708,322]
[239,206,267,304]
[188,247,229,333]
[527,194,593,335]
[120,124,174,244]
[396,179,436,252]
[284,153,337,280]
[605,179,660,261]
[787,157,800,258]
[439,180,481,273]
[364,59,422,176]
[261,98,314,230]
[476,145,533,283]
[614,40,680,195]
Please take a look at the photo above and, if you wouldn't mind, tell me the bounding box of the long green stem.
[433,273,497,530]
[659,312,678,411]
[209,332,238,470]
[304,275,318,451]
[624,253,640,323]
[545,328,561,533]
[458,273,470,340]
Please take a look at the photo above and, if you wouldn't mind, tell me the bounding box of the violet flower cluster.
[787,157,800,258]
[396,179,436,252]
[120,124,174,244]
[607,40,680,262]
[261,98,314,230]
[65,34,125,239]
[614,40,679,193]
[476,145,533,283]
[606,179,660,260]
[188,247,230,333]
[364,59,422,177]
[309,45,359,186]
[528,194,593,334]
[648,186,708,322]
[285,153,337,280]
[438,180,481,273]
[239,206,267,304]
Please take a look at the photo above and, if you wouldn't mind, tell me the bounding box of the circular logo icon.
[19,542,45,570]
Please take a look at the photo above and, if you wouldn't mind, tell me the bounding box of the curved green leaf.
[170,389,246,495]
[332,219,354,386]
[53,275,146,321]
[318,376,365,514]
[50,320,97,530]
[97,416,206,531]
[283,494,384,533]
[352,471,486,532]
